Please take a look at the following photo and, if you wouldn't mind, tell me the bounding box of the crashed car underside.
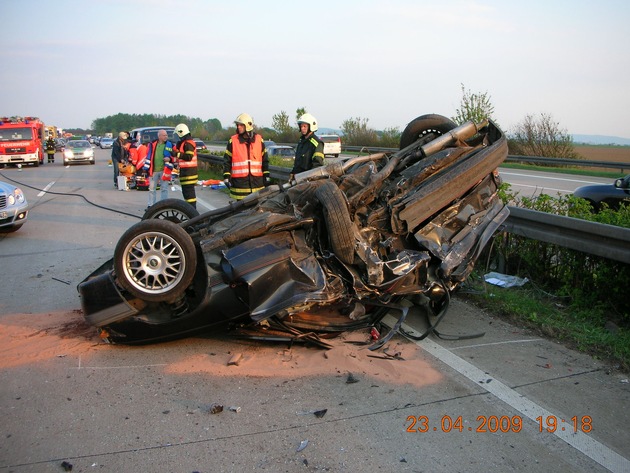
[79,114,509,347]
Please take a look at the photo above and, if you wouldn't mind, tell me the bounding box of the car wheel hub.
[122,232,186,294]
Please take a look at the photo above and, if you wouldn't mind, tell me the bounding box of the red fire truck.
[0,116,46,167]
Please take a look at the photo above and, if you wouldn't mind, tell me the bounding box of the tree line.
[89,113,222,140]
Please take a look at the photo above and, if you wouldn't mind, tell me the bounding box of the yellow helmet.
[297,113,318,132]
[234,113,254,132]
[175,123,190,138]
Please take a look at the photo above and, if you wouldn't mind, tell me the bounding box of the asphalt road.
[0,149,628,472]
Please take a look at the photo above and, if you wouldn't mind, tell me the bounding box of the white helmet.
[234,113,254,132]
[297,113,318,132]
[175,123,190,138]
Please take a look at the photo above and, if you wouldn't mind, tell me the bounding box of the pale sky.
[2,0,629,138]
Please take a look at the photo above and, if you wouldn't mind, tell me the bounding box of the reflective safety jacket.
[135,143,149,170]
[45,138,55,154]
[175,138,198,169]
[226,133,264,178]
[292,133,324,175]
[223,132,269,200]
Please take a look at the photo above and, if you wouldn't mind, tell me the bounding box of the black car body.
[78,115,509,346]
[573,175,630,210]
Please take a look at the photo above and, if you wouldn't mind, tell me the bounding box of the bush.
[508,113,579,159]
[487,185,630,328]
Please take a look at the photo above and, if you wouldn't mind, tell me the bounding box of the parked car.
[573,175,630,211]
[194,139,207,151]
[0,180,28,232]
[319,134,342,157]
[99,138,114,149]
[63,140,95,165]
[267,145,295,159]
[54,138,66,151]
[78,114,508,346]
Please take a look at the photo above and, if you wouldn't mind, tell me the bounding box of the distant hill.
[572,134,630,146]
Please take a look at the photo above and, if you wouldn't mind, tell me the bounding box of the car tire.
[114,219,197,302]
[314,180,355,265]
[399,114,458,150]
[142,198,200,223]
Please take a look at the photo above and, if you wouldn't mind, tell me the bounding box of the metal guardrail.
[504,206,630,264]
[199,154,630,264]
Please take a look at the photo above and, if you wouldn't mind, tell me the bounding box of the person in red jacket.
[223,113,270,200]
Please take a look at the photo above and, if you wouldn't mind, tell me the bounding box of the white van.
[318,134,342,157]
[129,126,177,145]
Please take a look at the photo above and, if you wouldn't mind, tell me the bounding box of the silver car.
[99,138,114,149]
[0,180,28,232]
[63,140,95,165]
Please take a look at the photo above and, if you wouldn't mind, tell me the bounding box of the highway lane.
[498,168,611,199]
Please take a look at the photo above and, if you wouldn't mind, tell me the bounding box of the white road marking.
[500,172,604,185]
[196,197,216,211]
[37,181,55,197]
[385,316,630,473]
[449,338,542,350]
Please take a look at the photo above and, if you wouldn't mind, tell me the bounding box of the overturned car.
[79,114,509,347]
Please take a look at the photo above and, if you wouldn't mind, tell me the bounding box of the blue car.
[0,180,28,232]
[574,175,630,211]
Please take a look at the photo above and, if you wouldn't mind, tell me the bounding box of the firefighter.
[290,113,324,181]
[223,113,270,200]
[45,136,56,163]
[174,123,198,208]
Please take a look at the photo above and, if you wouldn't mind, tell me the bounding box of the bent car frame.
[79,114,509,347]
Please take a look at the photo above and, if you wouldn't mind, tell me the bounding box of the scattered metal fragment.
[297,439,309,452]
[228,406,241,413]
[209,403,223,414]
[227,353,243,366]
[370,327,380,340]
[368,348,405,361]
[52,277,71,285]
[313,409,327,418]
[346,373,359,384]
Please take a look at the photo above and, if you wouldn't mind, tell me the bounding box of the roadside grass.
[461,274,630,373]
[500,162,625,179]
